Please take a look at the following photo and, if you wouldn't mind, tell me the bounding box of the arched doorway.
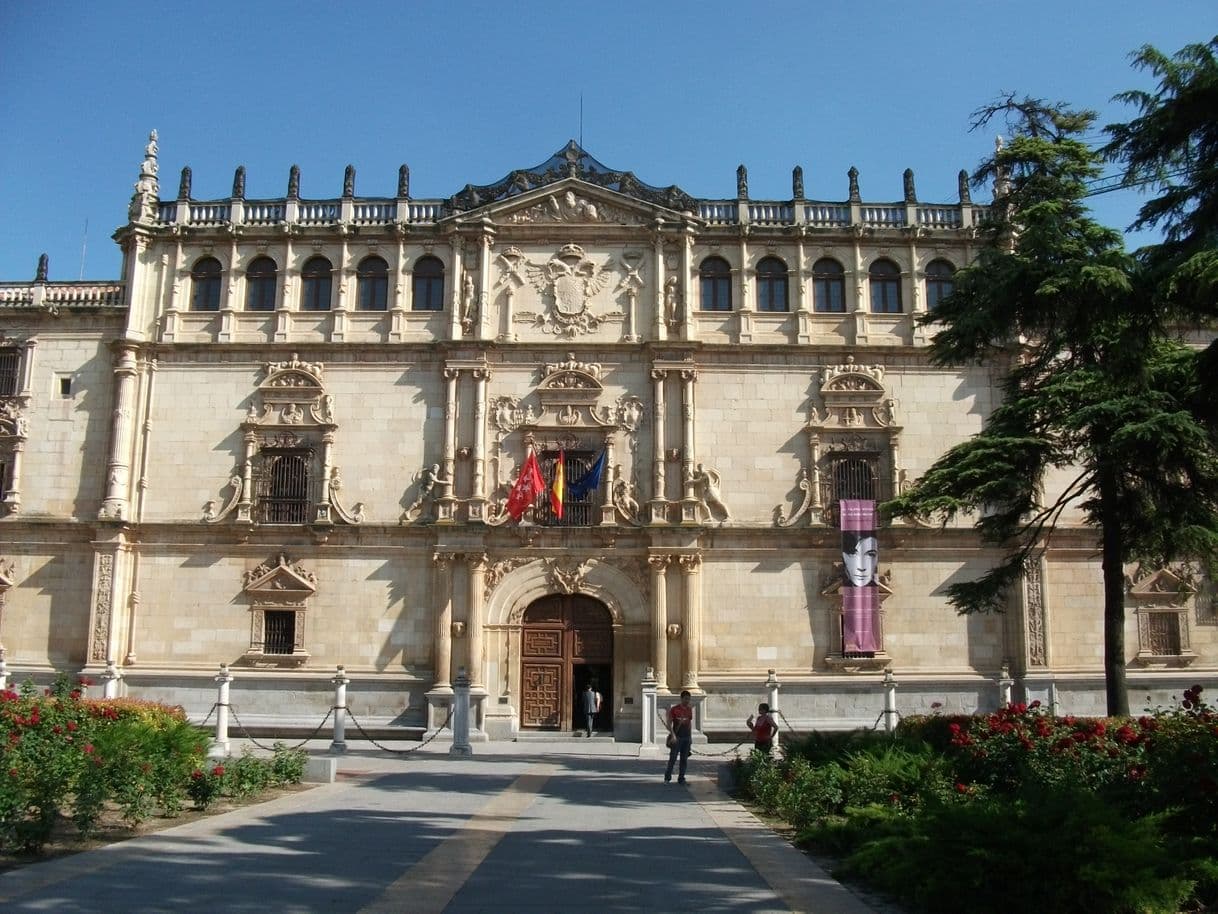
[520,594,613,732]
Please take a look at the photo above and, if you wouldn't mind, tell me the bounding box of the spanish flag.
[550,450,565,519]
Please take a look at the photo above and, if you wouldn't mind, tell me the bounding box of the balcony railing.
[0,281,125,310]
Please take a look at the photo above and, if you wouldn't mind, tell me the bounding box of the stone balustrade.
[0,281,125,310]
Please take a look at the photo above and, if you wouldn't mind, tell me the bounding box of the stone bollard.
[765,668,781,753]
[330,665,349,754]
[102,659,123,699]
[450,667,472,757]
[640,667,659,751]
[0,647,8,691]
[208,663,234,759]
[998,662,1014,707]
[881,668,899,733]
[1048,681,1059,717]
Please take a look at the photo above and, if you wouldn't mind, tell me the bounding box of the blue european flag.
[567,450,606,500]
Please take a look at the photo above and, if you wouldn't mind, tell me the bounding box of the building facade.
[0,135,1213,741]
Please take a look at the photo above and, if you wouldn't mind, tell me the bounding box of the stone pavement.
[0,739,896,913]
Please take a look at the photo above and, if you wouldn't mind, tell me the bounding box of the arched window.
[301,256,333,311]
[756,257,789,312]
[245,256,278,312]
[190,257,223,311]
[925,259,956,309]
[812,258,846,313]
[412,256,445,311]
[869,259,902,313]
[699,256,732,311]
[357,255,389,311]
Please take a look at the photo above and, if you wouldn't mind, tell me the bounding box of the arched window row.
[189,255,446,313]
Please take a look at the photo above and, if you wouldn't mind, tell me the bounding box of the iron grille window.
[257,449,312,524]
[832,456,878,502]
[412,256,445,311]
[264,610,296,655]
[756,257,789,312]
[0,349,19,397]
[357,255,389,310]
[531,450,598,526]
[812,258,846,313]
[245,256,278,311]
[1146,613,1182,655]
[699,257,732,311]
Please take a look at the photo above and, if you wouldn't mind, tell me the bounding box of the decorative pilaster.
[652,231,666,340]
[433,553,456,690]
[679,366,698,523]
[470,367,489,521]
[648,554,671,692]
[466,553,487,688]
[448,238,464,340]
[678,554,702,690]
[437,367,459,522]
[99,345,140,520]
[648,368,667,524]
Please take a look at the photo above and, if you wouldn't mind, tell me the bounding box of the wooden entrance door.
[520,595,613,730]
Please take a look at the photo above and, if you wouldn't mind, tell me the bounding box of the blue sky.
[1,0,1214,282]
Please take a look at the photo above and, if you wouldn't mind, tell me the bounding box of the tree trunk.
[1099,464,1129,716]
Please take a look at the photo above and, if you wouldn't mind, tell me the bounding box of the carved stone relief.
[523,244,615,337]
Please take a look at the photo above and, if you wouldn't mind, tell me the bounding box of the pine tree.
[885,96,1218,715]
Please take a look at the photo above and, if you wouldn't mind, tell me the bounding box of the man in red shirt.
[664,690,694,784]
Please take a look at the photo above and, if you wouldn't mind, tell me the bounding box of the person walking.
[746,703,779,755]
[579,681,602,737]
[664,690,694,783]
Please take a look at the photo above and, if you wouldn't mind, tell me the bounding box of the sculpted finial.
[35,253,48,283]
[288,164,301,199]
[847,166,860,203]
[177,165,192,201]
[736,164,748,199]
[343,164,355,198]
[792,165,804,199]
[958,169,971,204]
[903,168,916,204]
[397,164,410,198]
[232,165,246,199]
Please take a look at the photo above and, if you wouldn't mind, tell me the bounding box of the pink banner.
[840,499,880,653]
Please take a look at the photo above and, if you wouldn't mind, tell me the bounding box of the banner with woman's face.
[840,499,880,652]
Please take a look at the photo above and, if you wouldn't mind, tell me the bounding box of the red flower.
[211,765,225,777]
[190,769,204,780]
[1115,725,1138,745]
[83,743,95,754]
[69,690,81,701]
[1029,700,1041,709]
[954,782,970,793]
[77,677,94,687]
[1092,722,1106,737]
[7,767,18,778]
[66,720,77,732]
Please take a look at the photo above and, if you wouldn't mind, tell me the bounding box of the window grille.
[530,450,598,527]
[1145,612,1182,655]
[264,610,296,655]
[256,449,312,524]
[831,456,878,501]
[0,349,18,397]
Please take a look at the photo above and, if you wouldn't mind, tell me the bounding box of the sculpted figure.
[689,463,731,523]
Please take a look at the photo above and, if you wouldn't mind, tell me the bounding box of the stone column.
[437,367,459,522]
[795,228,811,343]
[331,235,350,342]
[681,228,696,341]
[218,240,238,343]
[737,234,753,342]
[470,367,489,520]
[477,228,494,339]
[99,345,140,520]
[274,232,294,343]
[679,366,698,523]
[652,230,666,340]
[648,554,671,692]
[599,434,616,524]
[236,430,257,522]
[648,368,667,523]
[678,554,702,690]
[316,429,335,524]
[466,553,487,688]
[433,552,456,689]
[448,238,464,340]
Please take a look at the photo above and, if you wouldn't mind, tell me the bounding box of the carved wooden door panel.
[520,595,612,730]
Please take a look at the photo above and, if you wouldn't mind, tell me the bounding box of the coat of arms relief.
[515,243,617,337]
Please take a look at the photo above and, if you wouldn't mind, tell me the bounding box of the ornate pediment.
[1127,566,1194,605]
[814,356,897,431]
[246,352,335,427]
[446,142,699,215]
[243,554,317,597]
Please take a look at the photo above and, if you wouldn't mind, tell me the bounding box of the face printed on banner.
[842,530,879,587]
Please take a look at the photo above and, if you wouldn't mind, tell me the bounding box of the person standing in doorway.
[664,690,694,784]
[580,681,602,737]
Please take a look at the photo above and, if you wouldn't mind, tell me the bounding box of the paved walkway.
[0,740,895,913]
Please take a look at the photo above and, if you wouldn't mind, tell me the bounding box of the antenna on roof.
[79,218,88,280]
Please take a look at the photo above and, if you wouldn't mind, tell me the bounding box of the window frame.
[190,257,223,312]
[924,258,956,309]
[245,256,278,312]
[755,256,790,313]
[357,255,389,311]
[300,256,333,312]
[812,258,847,313]
[411,256,445,312]
[868,259,903,314]
[255,447,314,524]
[699,256,733,312]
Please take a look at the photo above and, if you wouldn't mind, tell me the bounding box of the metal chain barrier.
[188,702,219,730]
[343,705,453,755]
[654,708,751,758]
[227,703,334,752]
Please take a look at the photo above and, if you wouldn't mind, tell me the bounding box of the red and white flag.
[505,451,545,521]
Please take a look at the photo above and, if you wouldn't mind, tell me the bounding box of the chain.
[871,708,902,731]
[343,705,453,754]
[654,707,752,758]
[188,702,219,729]
[226,703,334,752]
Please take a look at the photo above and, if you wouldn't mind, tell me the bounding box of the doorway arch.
[520,594,613,732]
